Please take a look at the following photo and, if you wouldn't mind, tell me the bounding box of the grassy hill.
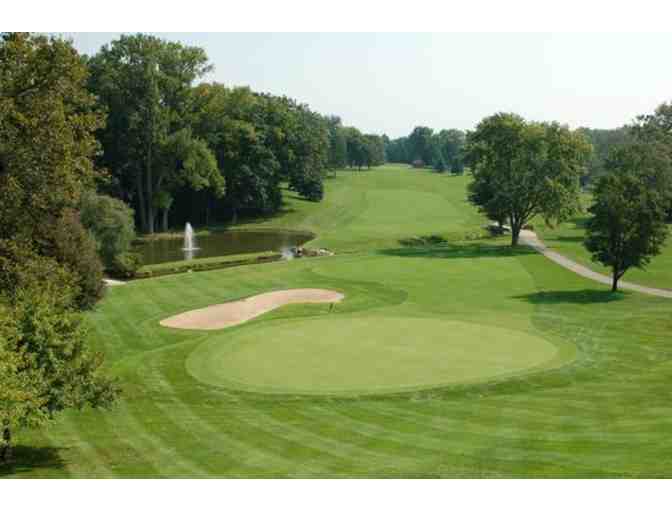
[248,165,484,252]
[6,165,672,478]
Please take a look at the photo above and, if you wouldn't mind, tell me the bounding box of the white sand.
[159,288,344,330]
[103,278,127,286]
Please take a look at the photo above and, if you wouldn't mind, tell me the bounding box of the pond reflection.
[135,229,314,265]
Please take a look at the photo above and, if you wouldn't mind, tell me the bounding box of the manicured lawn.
[254,166,485,252]
[187,307,573,396]
[6,165,672,478]
[534,199,672,290]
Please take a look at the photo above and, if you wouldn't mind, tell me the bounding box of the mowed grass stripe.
[142,337,348,476]
[131,345,309,477]
[366,401,648,471]
[9,165,672,478]
[237,404,407,473]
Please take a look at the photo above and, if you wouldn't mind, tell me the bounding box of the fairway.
[187,317,570,395]
[8,166,672,478]
[11,30,672,495]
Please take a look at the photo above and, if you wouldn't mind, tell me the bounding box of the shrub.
[433,156,447,173]
[399,234,448,247]
[299,178,324,202]
[135,251,280,279]
[451,164,465,176]
[52,209,105,309]
[79,192,136,267]
[487,224,507,236]
[110,252,143,278]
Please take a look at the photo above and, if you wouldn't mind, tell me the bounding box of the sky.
[59,32,672,138]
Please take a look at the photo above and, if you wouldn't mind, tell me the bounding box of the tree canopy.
[466,113,591,246]
[0,33,103,261]
[326,116,348,171]
[79,191,137,267]
[576,127,631,185]
[84,33,385,231]
[631,101,672,219]
[0,33,119,464]
[88,34,220,234]
[408,126,434,164]
[386,126,465,173]
[584,142,672,291]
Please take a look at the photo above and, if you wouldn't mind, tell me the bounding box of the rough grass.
[6,166,672,478]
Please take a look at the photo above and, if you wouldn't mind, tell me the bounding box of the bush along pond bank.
[134,251,281,279]
[128,246,335,280]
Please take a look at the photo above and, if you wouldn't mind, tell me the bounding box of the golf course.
[7,164,672,478]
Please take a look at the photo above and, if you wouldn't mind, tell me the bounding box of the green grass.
[187,315,574,396]
[534,197,672,290]
[5,165,672,478]
[250,167,485,252]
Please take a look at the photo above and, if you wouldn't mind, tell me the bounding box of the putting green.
[186,317,574,395]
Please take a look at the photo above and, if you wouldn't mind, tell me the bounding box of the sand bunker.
[160,288,344,330]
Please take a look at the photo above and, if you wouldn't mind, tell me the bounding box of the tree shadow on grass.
[291,196,319,203]
[514,289,625,305]
[216,206,298,228]
[553,235,586,243]
[569,216,589,229]
[379,243,537,260]
[0,445,66,477]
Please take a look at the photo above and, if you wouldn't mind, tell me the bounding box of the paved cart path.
[519,230,672,299]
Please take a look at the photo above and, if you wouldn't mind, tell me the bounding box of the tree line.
[86,34,389,234]
[325,117,386,171]
[386,126,466,174]
[576,126,631,186]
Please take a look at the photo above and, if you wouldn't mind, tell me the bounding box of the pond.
[135,229,315,266]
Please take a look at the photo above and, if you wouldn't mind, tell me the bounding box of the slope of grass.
[5,165,672,478]
[245,167,485,252]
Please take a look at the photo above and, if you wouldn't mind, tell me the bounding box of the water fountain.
[183,222,199,260]
[280,246,295,261]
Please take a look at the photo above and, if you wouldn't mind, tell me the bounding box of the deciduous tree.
[88,34,216,233]
[584,142,672,291]
[408,126,434,164]
[344,127,368,170]
[0,261,119,464]
[326,116,348,171]
[0,33,102,249]
[466,113,591,246]
[80,191,137,267]
[631,101,672,219]
[0,32,106,307]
